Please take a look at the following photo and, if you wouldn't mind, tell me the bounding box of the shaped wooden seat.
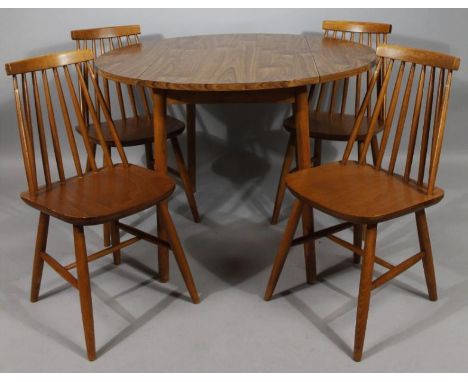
[283,112,385,141]
[21,164,175,225]
[84,115,184,146]
[71,25,200,223]
[5,50,199,361]
[271,20,392,224]
[286,162,444,224]
[264,44,460,362]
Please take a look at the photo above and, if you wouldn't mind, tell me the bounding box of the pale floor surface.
[1,136,468,372]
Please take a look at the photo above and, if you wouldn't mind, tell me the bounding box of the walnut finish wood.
[271,21,390,224]
[21,164,176,225]
[30,213,49,302]
[95,34,376,91]
[378,44,460,70]
[71,25,141,40]
[96,33,376,284]
[264,199,304,301]
[170,137,200,222]
[322,20,392,34]
[158,202,200,303]
[186,103,197,190]
[283,112,385,141]
[286,162,444,224]
[353,223,363,264]
[72,25,200,223]
[84,115,184,147]
[304,32,385,83]
[415,209,438,301]
[265,44,459,361]
[353,223,377,362]
[5,50,94,75]
[73,224,96,361]
[295,86,317,283]
[5,51,200,361]
[153,89,171,282]
[166,88,296,104]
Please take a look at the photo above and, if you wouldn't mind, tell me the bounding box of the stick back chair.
[264,44,460,361]
[5,50,200,361]
[71,25,200,225]
[271,20,392,224]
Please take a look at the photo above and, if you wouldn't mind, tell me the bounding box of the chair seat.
[283,111,385,141]
[79,115,185,147]
[286,162,444,224]
[21,164,175,225]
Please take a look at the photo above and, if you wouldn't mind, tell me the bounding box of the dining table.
[95,33,376,283]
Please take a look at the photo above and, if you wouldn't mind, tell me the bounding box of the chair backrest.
[5,50,129,195]
[71,25,151,121]
[309,20,392,116]
[342,44,460,195]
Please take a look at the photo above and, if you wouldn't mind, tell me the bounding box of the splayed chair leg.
[415,210,438,301]
[264,200,304,301]
[353,224,377,362]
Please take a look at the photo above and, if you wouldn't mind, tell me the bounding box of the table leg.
[294,86,317,284]
[153,89,169,282]
[186,104,196,192]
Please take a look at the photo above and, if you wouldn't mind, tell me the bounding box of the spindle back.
[5,50,128,195]
[342,44,460,194]
[71,25,152,121]
[309,20,392,116]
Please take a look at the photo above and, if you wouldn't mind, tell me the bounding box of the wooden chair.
[71,25,200,230]
[264,44,460,361]
[271,20,392,224]
[5,50,200,361]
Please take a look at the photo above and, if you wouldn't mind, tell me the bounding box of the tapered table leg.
[153,89,170,282]
[294,86,317,284]
[186,103,196,191]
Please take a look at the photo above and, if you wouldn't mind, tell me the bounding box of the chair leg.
[353,223,377,362]
[103,223,111,247]
[313,138,322,167]
[110,221,121,265]
[353,224,363,264]
[30,213,50,303]
[415,210,438,301]
[303,205,317,284]
[73,225,96,361]
[157,205,169,283]
[271,134,295,225]
[170,137,200,223]
[158,202,200,304]
[264,199,304,301]
[144,142,154,169]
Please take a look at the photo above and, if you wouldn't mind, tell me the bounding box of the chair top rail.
[5,50,94,75]
[377,44,460,70]
[322,20,392,34]
[70,25,141,40]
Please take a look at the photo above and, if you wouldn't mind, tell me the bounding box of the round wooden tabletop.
[95,33,376,91]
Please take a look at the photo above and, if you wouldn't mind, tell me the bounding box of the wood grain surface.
[285,162,444,224]
[21,164,176,225]
[95,34,376,91]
